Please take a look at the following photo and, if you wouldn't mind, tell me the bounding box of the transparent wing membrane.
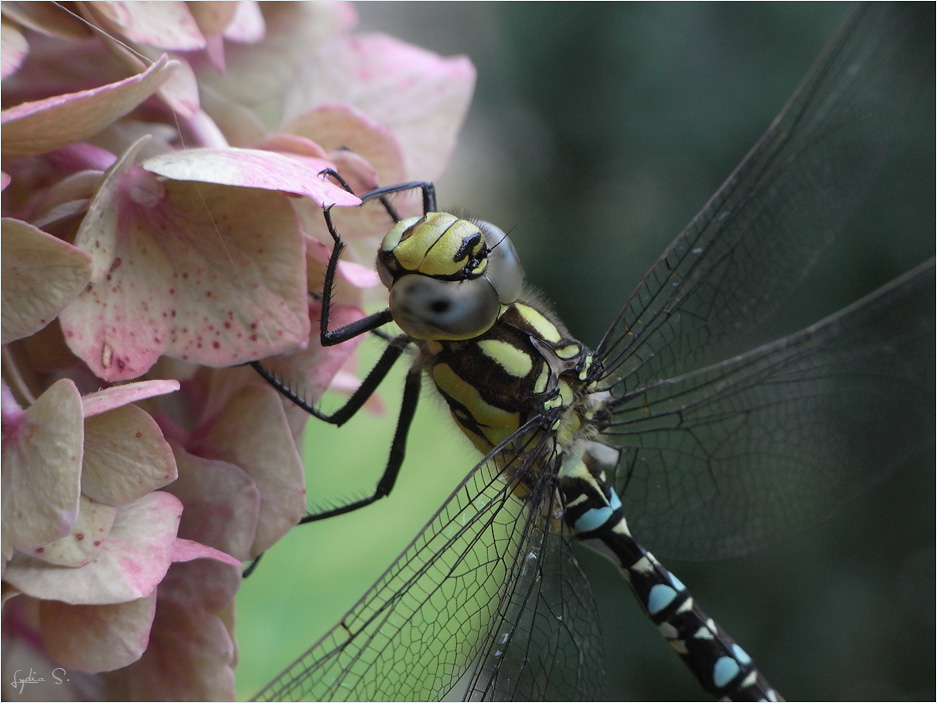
[606,261,935,559]
[595,4,930,389]
[466,502,604,701]
[259,430,610,701]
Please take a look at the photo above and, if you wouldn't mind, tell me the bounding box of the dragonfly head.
[376,212,524,340]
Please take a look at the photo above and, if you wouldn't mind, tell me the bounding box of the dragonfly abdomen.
[559,451,783,702]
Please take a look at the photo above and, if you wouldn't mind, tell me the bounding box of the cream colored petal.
[1,218,93,344]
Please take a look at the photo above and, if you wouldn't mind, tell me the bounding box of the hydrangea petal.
[86,1,206,51]
[4,492,183,605]
[2,379,83,553]
[0,54,178,157]
[41,594,156,673]
[222,1,265,43]
[1,599,107,699]
[195,384,305,555]
[254,133,329,160]
[82,404,177,505]
[287,104,419,259]
[29,495,117,567]
[168,443,260,561]
[287,33,475,181]
[1,16,28,79]
[327,148,380,196]
[1,218,93,344]
[143,147,362,207]
[70,137,152,279]
[81,379,180,418]
[199,88,267,147]
[170,539,242,569]
[285,104,405,186]
[195,2,357,124]
[261,300,366,412]
[150,52,200,120]
[306,234,381,289]
[62,162,311,380]
[187,2,238,40]
[1,2,94,40]
[103,566,236,700]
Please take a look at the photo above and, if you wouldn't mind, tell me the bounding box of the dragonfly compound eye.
[389,273,502,340]
[475,220,524,306]
[379,214,525,340]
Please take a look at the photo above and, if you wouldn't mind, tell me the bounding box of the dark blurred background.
[238,4,935,700]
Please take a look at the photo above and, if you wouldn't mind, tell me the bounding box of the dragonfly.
[249,4,934,700]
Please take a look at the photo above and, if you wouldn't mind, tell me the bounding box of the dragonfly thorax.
[377,212,523,340]
[420,298,601,459]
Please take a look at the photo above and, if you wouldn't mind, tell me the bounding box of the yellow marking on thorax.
[533,365,551,395]
[554,343,581,360]
[515,303,562,342]
[476,338,533,378]
[431,363,520,430]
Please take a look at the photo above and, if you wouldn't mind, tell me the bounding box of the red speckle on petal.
[135,431,143,438]
[213,341,220,349]
[34,547,44,554]
[76,533,85,541]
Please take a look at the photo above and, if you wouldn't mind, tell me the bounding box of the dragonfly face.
[377,212,524,341]
[238,5,935,700]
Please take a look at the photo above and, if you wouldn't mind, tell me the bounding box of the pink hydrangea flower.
[1,2,474,699]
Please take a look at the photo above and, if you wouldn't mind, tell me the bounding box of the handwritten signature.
[9,668,67,694]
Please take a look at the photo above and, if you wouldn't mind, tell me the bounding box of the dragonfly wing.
[257,430,604,701]
[605,260,935,559]
[465,483,605,701]
[595,3,932,389]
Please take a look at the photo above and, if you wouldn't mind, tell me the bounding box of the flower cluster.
[1,2,474,698]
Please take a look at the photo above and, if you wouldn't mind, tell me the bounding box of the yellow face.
[375,212,524,341]
[379,212,487,281]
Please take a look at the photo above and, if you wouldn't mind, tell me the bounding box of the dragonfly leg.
[243,352,423,578]
[297,362,423,523]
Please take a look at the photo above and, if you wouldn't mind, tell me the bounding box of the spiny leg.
[246,175,442,575]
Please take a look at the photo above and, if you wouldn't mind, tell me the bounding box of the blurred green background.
[237,4,934,700]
